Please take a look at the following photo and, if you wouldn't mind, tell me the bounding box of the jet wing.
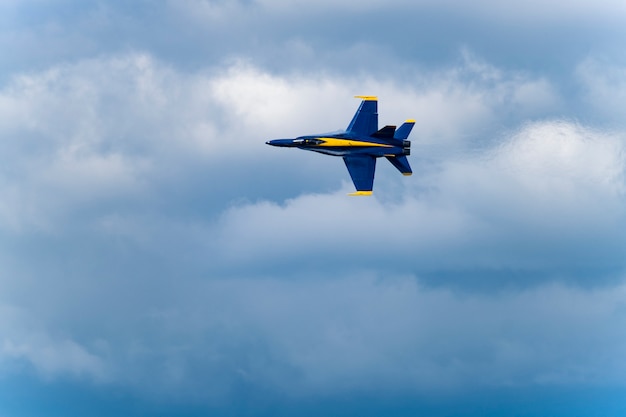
[343,155,376,196]
[346,96,378,136]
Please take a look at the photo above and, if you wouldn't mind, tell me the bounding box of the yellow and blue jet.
[266,96,413,195]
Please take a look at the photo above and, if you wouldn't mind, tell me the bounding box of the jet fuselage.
[266,96,414,195]
[266,132,410,158]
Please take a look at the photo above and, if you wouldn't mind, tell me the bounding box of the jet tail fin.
[394,120,415,140]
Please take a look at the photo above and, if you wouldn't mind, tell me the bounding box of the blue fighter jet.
[266,96,413,195]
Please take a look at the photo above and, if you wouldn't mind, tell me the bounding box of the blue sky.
[2,1,626,416]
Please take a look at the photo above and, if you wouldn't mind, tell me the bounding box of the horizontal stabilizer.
[386,155,412,175]
[372,125,396,139]
[394,120,415,140]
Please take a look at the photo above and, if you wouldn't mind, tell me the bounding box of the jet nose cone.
[266,139,294,147]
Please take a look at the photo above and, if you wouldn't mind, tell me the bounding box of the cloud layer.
[1,53,626,410]
[2,1,626,415]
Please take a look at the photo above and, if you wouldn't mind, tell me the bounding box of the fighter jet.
[266,96,413,195]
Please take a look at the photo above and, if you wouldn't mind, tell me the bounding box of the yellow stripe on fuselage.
[316,138,393,148]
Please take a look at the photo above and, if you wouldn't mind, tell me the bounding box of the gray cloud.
[213,119,626,282]
[1,54,626,410]
[3,0,625,84]
[4,273,626,404]
[2,1,626,413]
[577,58,626,126]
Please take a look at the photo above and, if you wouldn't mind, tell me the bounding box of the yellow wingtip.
[405,119,416,123]
[348,191,373,196]
[403,173,413,176]
[354,95,378,101]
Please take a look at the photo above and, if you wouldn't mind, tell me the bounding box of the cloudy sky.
[2,1,626,415]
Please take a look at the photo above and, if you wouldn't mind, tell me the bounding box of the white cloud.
[0,53,563,233]
[1,53,620,271]
[0,54,220,232]
[440,120,626,222]
[209,61,355,136]
[212,118,626,275]
[211,53,561,148]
